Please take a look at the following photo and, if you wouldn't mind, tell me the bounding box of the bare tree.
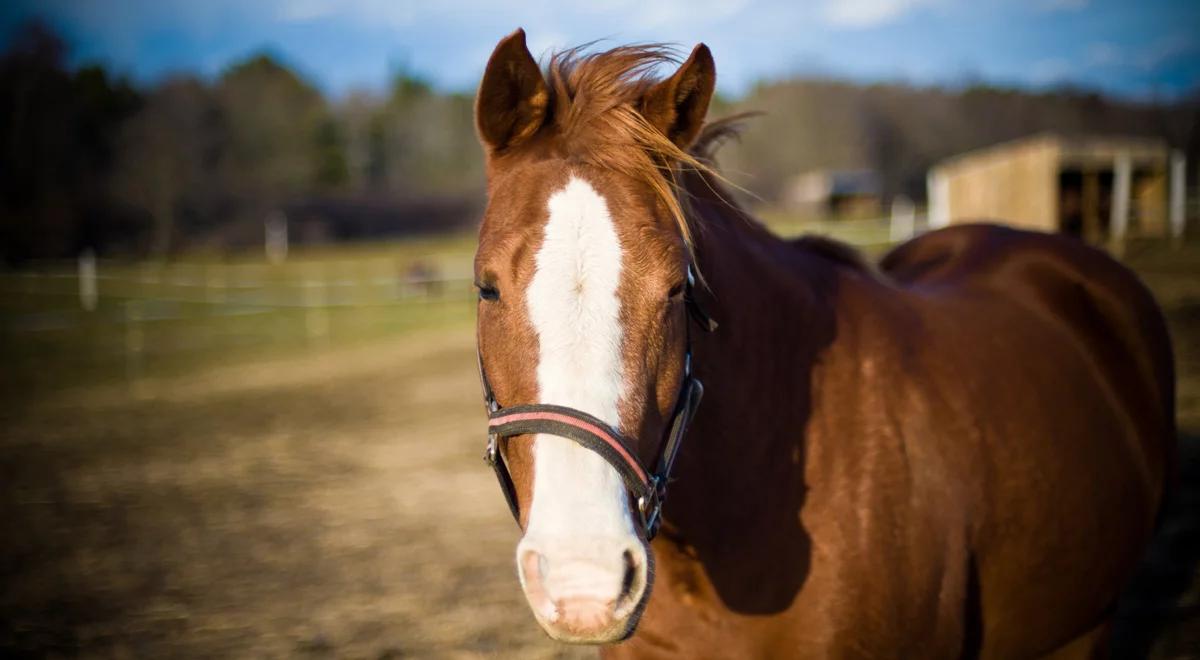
[112,77,220,257]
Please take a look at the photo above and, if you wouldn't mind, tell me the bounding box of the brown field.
[1,240,1198,658]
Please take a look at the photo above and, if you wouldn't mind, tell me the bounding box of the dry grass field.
[1,238,1197,658]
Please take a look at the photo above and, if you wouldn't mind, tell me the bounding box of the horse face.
[474,161,690,642]
[473,28,714,643]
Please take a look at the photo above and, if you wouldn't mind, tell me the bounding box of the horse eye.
[477,284,500,302]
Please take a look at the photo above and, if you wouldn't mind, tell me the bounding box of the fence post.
[889,196,916,243]
[265,210,288,264]
[1110,152,1132,256]
[1170,150,1186,246]
[78,248,98,311]
[926,170,950,229]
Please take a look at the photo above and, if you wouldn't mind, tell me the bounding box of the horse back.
[882,224,1175,490]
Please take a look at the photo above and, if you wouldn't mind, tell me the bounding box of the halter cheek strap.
[479,265,714,541]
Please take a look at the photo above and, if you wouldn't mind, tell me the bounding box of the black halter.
[478,265,716,540]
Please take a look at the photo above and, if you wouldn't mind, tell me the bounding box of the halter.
[478,265,717,540]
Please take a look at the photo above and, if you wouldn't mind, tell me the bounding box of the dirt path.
[1,324,589,658]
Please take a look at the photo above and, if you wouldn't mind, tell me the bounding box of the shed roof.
[932,132,1170,174]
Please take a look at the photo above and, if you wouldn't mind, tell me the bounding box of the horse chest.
[620,558,963,658]
[614,483,968,658]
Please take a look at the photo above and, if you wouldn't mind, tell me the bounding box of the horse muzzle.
[516,532,652,643]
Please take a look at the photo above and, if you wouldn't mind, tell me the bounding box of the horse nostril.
[620,549,637,601]
[517,538,651,630]
[614,546,648,618]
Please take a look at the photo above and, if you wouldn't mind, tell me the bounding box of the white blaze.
[523,175,635,546]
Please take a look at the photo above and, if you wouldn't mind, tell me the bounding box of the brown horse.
[472,29,1175,658]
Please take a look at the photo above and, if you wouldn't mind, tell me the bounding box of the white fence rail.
[2,254,482,392]
[3,257,476,314]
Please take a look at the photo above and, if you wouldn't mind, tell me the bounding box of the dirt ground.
[2,245,1199,658]
[1,324,590,659]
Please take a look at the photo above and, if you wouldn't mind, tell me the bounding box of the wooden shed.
[927,133,1187,243]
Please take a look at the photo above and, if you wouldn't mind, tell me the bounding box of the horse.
[471,29,1176,658]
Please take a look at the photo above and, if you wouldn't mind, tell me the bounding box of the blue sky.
[2,0,1197,99]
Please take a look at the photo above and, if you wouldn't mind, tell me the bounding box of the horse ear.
[475,28,549,152]
[641,44,715,149]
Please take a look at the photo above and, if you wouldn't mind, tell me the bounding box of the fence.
[2,217,927,394]
[1,250,478,394]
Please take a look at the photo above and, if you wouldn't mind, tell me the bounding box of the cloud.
[270,0,751,33]
[1085,42,1119,67]
[16,0,1198,98]
[272,0,419,27]
[820,0,939,29]
[1030,57,1072,84]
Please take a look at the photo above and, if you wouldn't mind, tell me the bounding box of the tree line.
[717,78,1199,205]
[1,21,1196,263]
[0,22,482,263]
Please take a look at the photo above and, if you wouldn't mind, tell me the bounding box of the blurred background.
[0,1,1197,657]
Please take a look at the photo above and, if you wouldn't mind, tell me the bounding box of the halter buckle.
[484,433,499,465]
[638,481,663,539]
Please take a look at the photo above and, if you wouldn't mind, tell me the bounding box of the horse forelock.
[533,44,741,257]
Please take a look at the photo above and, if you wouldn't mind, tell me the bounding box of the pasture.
[1,229,1197,658]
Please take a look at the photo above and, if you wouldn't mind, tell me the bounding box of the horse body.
[471,30,1174,658]
[608,176,1174,657]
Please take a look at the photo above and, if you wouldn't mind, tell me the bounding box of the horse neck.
[686,170,838,396]
[693,217,838,427]
[667,169,842,535]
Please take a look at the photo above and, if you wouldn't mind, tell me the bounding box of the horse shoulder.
[794,272,976,656]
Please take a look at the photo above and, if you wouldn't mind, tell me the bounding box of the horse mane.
[544,46,869,274]
[544,45,722,251]
[690,113,756,163]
